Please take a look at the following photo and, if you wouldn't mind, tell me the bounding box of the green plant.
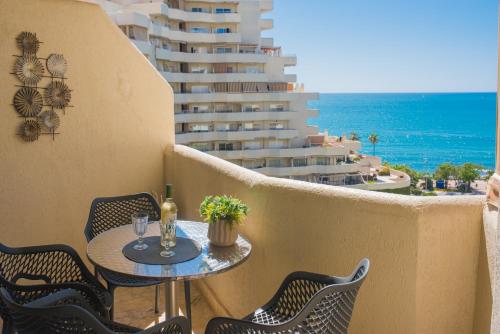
[349,132,360,141]
[368,133,379,155]
[378,166,390,176]
[433,162,457,189]
[200,195,249,226]
[457,163,481,193]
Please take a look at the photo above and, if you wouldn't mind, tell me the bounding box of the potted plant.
[200,195,249,247]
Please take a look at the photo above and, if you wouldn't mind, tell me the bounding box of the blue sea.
[308,93,496,172]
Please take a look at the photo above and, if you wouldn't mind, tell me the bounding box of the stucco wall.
[168,145,487,334]
[0,0,174,253]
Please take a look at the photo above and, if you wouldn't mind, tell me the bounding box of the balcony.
[250,162,362,177]
[127,2,241,23]
[162,72,296,83]
[154,48,297,66]
[176,128,299,144]
[174,91,320,103]
[205,145,354,159]
[175,109,297,122]
[150,23,241,43]
[0,1,497,334]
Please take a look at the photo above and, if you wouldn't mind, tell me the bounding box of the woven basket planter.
[207,220,238,246]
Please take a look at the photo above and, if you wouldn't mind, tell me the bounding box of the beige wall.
[0,0,174,254]
[167,145,488,334]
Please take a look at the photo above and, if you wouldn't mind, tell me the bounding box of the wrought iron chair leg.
[184,281,192,330]
[108,283,117,320]
[154,285,160,314]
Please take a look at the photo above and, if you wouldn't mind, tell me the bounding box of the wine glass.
[131,212,148,250]
[160,221,176,257]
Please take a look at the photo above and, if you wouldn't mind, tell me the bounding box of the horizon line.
[316,90,497,94]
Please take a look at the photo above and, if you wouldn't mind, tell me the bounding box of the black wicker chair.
[205,259,370,334]
[0,243,111,334]
[84,193,192,321]
[0,287,190,334]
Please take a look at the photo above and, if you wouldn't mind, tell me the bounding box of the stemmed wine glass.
[132,212,148,250]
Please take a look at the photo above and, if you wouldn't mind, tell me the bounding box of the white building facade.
[95,0,409,191]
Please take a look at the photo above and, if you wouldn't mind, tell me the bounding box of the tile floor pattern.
[0,284,216,334]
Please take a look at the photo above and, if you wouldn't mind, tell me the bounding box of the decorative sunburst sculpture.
[16,32,40,54]
[13,87,43,117]
[44,81,71,109]
[19,119,41,142]
[46,54,67,77]
[38,110,60,131]
[14,55,44,86]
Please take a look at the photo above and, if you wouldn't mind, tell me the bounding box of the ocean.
[308,93,497,172]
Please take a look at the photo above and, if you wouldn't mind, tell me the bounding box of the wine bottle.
[160,184,177,257]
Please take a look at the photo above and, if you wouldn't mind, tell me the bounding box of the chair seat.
[98,268,163,288]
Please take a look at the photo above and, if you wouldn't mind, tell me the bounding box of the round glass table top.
[87,220,252,281]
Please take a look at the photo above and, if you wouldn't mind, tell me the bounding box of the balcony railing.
[176,109,292,114]
[177,128,294,134]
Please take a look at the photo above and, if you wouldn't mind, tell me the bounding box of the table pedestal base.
[165,281,178,318]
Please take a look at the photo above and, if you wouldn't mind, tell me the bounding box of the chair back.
[0,288,115,334]
[84,193,160,242]
[300,259,370,334]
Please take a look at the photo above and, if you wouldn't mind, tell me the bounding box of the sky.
[263,0,499,93]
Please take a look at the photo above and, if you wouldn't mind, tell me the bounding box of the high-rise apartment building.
[95,0,410,191]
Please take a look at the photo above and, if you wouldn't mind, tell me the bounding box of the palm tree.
[349,132,360,141]
[368,133,379,155]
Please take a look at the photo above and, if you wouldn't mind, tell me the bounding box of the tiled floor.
[114,284,215,333]
[0,284,216,334]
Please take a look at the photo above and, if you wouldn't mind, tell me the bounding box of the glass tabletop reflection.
[86,220,252,281]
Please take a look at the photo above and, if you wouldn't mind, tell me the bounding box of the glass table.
[87,220,252,320]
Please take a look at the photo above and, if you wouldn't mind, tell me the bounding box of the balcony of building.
[161,72,297,84]
[126,2,241,23]
[150,22,242,43]
[175,128,299,144]
[175,109,297,123]
[0,1,498,334]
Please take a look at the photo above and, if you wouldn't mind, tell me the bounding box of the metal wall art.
[14,55,44,85]
[44,81,71,109]
[46,54,67,77]
[13,87,43,117]
[11,32,73,142]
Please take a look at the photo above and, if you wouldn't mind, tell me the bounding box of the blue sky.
[263,0,499,93]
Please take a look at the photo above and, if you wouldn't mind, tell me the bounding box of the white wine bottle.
[160,184,177,257]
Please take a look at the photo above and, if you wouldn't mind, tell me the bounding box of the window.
[269,122,284,130]
[219,143,234,151]
[215,47,233,54]
[293,158,308,167]
[191,67,207,74]
[242,160,265,169]
[245,66,259,74]
[191,7,203,12]
[268,159,285,168]
[191,142,212,151]
[191,124,210,132]
[215,28,231,34]
[215,8,232,14]
[192,105,209,113]
[191,27,209,33]
[270,104,285,112]
[316,157,330,166]
[244,105,261,112]
[191,85,209,93]
[243,141,262,150]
